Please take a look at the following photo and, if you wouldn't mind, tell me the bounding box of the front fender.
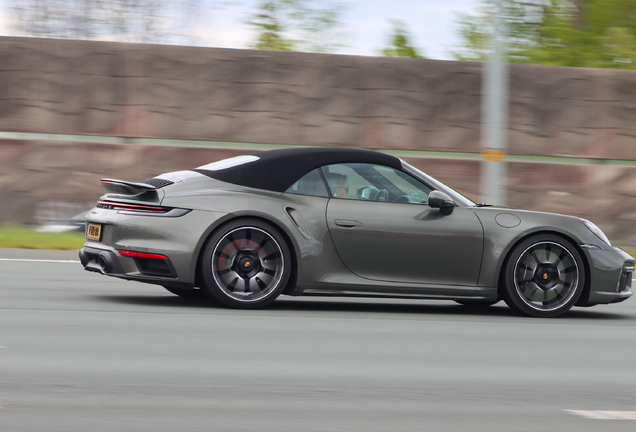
[473,208,603,289]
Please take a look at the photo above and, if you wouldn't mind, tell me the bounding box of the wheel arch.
[193,213,299,295]
[495,230,591,304]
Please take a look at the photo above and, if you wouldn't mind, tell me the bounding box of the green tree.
[382,20,425,59]
[452,0,636,70]
[250,1,295,51]
[248,0,347,53]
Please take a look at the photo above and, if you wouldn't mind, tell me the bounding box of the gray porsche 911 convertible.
[79,147,633,317]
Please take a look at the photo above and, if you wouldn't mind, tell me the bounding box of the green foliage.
[248,0,347,53]
[452,0,636,69]
[382,20,425,59]
[251,1,295,51]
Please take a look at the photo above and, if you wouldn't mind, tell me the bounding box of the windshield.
[401,161,476,207]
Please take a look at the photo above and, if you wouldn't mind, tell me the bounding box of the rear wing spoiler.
[100,178,157,195]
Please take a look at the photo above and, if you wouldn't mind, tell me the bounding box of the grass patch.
[0,224,85,250]
[620,247,636,261]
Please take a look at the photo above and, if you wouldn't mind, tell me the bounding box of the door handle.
[334,219,363,228]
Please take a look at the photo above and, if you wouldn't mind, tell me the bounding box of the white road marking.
[0,258,80,263]
[565,410,636,420]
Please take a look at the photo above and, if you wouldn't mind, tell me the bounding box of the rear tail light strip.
[97,200,167,212]
[96,200,190,217]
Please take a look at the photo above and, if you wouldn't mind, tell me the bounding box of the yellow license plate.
[86,223,102,241]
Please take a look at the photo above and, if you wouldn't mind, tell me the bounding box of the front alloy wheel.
[201,219,291,309]
[503,234,585,318]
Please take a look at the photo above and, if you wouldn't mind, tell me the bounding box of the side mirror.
[428,191,456,215]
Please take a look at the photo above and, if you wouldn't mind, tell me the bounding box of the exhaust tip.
[78,249,89,267]
[97,252,114,273]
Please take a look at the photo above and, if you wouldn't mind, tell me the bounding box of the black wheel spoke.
[520,282,539,300]
[262,267,276,276]
[517,272,534,283]
[264,251,281,261]
[227,277,239,292]
[526,250,540,266]
[531,249,545,265]
[518,263,534,273]
[563,265,576,273]
[553,250,567,266]
[255,277,267,291]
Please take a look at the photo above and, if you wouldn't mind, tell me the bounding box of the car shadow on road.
[273,298,633,320]
[92,294,633,320]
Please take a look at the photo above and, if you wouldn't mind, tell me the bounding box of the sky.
[0,0,478,60]
[345,0,477,59]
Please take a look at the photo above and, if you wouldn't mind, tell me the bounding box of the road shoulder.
[0,248,80,261]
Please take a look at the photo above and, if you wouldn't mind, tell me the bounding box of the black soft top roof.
[193,147,402,193]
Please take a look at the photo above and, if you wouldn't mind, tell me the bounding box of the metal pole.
[481,0,508,205]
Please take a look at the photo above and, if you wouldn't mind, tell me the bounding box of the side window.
[321,163,432,204]
[285,168,329,197]
[322,164,368,199]
[373,165,432,204]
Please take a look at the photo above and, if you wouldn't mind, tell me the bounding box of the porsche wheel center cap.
[236,254,260,276]
[536,267,555,286]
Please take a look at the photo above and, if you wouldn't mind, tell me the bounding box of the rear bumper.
[79,246,193,290]
[80,207,229,289]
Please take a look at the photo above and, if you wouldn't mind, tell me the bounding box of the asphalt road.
[1,248,636,431]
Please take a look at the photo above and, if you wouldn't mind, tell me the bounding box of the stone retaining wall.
[2,37,636,157]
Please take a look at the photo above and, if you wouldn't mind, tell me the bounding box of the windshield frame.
[400,161,476,207]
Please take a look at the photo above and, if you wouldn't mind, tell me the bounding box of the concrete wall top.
[1,36,636,159]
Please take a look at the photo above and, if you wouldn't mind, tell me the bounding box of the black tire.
[502,234,585,318]
[200,218,292,309]
[455,300,499,308]
[163,286,205,299]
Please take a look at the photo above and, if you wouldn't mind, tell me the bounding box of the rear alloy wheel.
[201,219,291,309]
[503,234,585,318]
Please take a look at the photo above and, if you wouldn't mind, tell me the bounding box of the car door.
[323,163,484,286]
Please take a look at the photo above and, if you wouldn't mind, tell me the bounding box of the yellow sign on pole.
[481,150,506,162]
